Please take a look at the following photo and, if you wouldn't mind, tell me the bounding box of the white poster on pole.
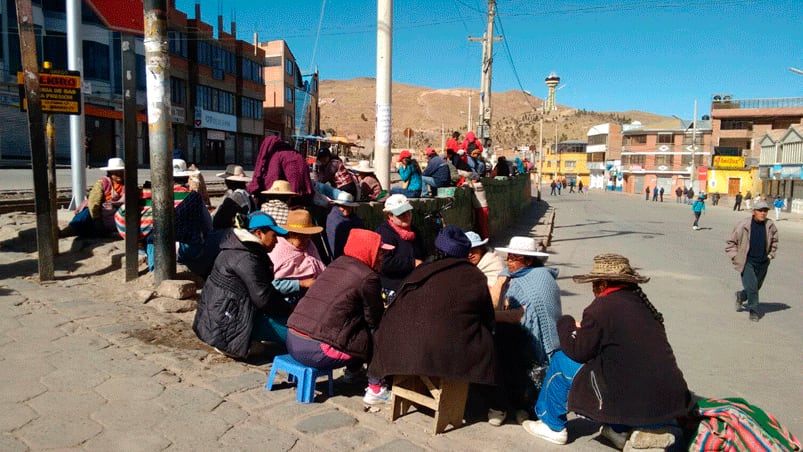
[376,103,391,146]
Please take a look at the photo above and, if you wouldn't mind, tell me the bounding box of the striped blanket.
[689,397,800,451]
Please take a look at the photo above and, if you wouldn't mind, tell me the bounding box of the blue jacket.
[398,160,422,192]
[692,199,706,213]
[422,156,451,187]
[773,198,784,208]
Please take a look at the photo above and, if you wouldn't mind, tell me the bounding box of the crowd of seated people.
[59,138,701,449]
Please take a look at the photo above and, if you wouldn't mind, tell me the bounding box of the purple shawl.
[248,136,313,196]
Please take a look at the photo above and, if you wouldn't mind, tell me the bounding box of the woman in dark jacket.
[192,212,289,359]
[374,194,427,301]
[368,226,496,386]
[523,254,690,446]
[286,228,390,365]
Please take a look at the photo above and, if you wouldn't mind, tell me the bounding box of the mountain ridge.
[318,78,677,152]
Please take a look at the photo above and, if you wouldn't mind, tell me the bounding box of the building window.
[564,160,576,170]
[285,60,294,75]
[588,134,607,146]
[83,41,110,80]
[168,31,188,58]
[241,58,264,83]
[196,85,235,115]
[721,119,752,131]
[265,56,281,67]
[658,134,673,144]
[625,135,647,145]
[285,87,294,104]
[623,155,645,166]
[241,97,263,120]
[654,154,670,166]
[170,77,186,106]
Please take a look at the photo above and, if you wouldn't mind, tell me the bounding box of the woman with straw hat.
[266,209,326,341]
[523,253,689,448]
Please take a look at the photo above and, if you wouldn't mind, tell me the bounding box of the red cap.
[398,150,412,162]
[425,148,437,156]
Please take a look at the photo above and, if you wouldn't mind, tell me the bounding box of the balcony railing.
[712,97,803,110]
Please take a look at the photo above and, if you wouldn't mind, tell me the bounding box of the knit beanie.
[434,225,471,258]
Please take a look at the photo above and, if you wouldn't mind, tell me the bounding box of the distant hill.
[318,78,677,153]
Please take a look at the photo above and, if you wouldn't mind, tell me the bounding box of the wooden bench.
[390,375,469,434]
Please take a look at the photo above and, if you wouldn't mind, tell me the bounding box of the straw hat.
[351,160,376,173]
[572,253,650,284]
[100,157,125,171]
[283,209,323,235]
[261,180,299,196]
[495,236,549,260]
[172,159,200,177]
[216,164,250,182]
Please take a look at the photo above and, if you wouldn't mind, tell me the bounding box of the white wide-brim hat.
[351,160,376,173]
[100,157,125,171]
[172,159,200,177]
[216,164,250,182]
[464,231,488,248]
[495,236,549,261]
[332,191,359,207]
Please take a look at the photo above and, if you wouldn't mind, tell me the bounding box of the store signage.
[194,107,236,132]
[172,106,186,123]
[697,167,708,180]
[713,156,745,169]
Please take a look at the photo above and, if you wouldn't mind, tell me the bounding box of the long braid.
[631,285,664,324]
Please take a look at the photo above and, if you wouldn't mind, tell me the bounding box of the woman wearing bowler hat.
[522,253,689,448]
[60,157,126,238]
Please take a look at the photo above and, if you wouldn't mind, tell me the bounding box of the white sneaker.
[693,225,699,230]
[522,420,568,445]
[487,408,507,426]
[363,386,392,405]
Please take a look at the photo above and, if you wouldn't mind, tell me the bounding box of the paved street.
[0,189,800,450]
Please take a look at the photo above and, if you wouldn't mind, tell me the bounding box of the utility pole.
[144,0,175,283]
[374,0,392,190]
[16,0,55,280]
[690,99,697,192]
[468,0,501,148]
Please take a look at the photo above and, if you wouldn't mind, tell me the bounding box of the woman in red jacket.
[286,229,393,403]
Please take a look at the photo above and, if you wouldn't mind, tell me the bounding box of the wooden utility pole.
[468,0,501,148]
[16,0,55,281]
[144,0,175,283]
[122,34,140,281]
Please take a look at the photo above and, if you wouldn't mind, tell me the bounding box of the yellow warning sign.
[18,69,82,115]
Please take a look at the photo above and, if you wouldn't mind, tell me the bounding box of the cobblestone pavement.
[2,188,800,451]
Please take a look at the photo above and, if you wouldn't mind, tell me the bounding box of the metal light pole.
[537,106,544,199]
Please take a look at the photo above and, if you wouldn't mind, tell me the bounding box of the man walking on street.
[733,191,743,211]
[675,186,683,203]
[725,200,778,322]
[645,186,650,201]
[659,186,664,202]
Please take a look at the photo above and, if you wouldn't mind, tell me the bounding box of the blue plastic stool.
[265,354,334,403]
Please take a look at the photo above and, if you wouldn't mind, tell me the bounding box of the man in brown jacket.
[725,200,779,322]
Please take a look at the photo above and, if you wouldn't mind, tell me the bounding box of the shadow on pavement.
[552,230,664,243]
[759,302,791,315]
[554,220,612,229]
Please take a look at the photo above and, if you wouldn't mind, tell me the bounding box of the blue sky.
[175,0,802,119]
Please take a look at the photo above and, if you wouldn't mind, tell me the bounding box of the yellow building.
[706,155,754,196]
[541,140,591,187]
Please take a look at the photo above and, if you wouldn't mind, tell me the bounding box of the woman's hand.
[490,276,508,309]
[299,278,316,289]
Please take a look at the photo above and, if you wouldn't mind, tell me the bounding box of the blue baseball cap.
[248,212,288,235]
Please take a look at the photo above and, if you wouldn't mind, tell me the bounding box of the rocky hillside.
[319,78,677,153]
